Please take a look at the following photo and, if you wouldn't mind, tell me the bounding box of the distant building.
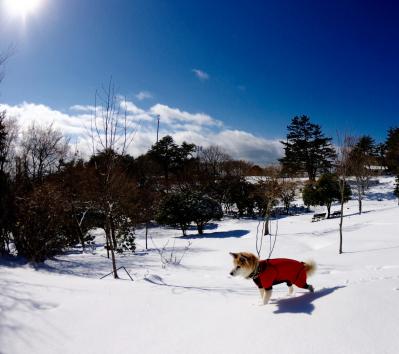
[365,165,388,175]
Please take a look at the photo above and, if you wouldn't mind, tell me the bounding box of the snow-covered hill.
[1,177,399,354]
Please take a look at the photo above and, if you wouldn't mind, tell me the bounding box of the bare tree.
[199,145,230,178]
[348,136,376,214]
[20,123,69,181]
[151,237,192,268]
[279,180,297,214]
[336,134,355,254]
[0,112,18,174]
[89,79,136,279]
[0,47,14,86]
[257,166,282,236]
[254,167,282,258]
[223,159,253,177]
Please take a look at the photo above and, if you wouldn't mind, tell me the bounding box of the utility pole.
[156,114,160,143]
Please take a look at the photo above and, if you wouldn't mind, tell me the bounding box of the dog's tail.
[303,260,317,277]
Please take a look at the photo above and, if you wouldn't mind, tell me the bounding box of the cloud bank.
[0,100,283,165]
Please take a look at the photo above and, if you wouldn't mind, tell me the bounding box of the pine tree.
[355,136,377,158]
[148,135,196,185]
[385,127,399,174]
[280,115,336,181]
[394,176,399,206]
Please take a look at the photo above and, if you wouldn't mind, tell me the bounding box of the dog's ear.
[239,255,247,263]
[229,252,238,258]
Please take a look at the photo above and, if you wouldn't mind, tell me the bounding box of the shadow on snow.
[144,274,255,296]
[180,229,250,239]
[273,286,345,315]
[0,277,60,350]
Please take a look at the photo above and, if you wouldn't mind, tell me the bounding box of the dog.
[229,252,316,305]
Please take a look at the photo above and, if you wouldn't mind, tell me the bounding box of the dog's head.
[229,252,258,278]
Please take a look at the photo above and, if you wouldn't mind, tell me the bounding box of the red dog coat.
[251,258,308,290]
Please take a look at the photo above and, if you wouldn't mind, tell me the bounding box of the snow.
[1,177,399,354]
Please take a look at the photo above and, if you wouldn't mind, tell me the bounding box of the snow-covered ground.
[1,177,399,354]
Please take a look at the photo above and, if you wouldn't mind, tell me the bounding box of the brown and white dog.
[229,252,316,305]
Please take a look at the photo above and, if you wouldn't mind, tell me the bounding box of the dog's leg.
[262,289,272,305]
[257,288,265,305]
[286,281,294,296]
[287,285,294,296]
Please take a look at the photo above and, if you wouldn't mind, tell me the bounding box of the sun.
[4,0,43,19]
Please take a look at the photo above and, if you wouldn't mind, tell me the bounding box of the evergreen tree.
[385,127,399,173]
[188,192,223,234]
[302,181,319,209]
[302,173,351,218]
[375,142,387,167]
[156,191,192,236]
[280,115,336,180]
[148,135,196,185]
[156,190,223,236]
[357,136,376,155]
[394,176,399,206]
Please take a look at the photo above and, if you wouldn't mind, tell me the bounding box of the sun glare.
[4,0,43,19]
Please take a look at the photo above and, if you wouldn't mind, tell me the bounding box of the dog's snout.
[229,271,234,276]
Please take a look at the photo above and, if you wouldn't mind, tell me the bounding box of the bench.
[312,213,326,222]
[331,211,342,218]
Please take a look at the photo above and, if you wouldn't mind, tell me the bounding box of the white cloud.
[150,103,222,127]
[1,102,90,136]
[69,105,96,113]
[135,91,153,101]
[0,100,283,165]
[214,130,283,164]
[192,68,209,81]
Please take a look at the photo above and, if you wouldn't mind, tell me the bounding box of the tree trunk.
[108,217,119,279]
[263,214,270,236]
[180,224,186,236]
[197,222,204,235]
[110,246,119,279]
[145,222,148,250]
[339,182,345,254]
[105,216,118,278]
[72,206,85,251]
[105,222,110,259]
[308,168,316,182]
[327,203,331,218]
[356,180,362,214]
[110,215,117,249]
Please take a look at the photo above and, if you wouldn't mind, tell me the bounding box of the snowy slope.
[1,177,399,354]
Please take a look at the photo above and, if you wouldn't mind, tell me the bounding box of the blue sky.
[0,0,398,162]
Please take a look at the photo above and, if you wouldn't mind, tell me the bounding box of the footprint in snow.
[144,274,165,285]
[34,302,58,311]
